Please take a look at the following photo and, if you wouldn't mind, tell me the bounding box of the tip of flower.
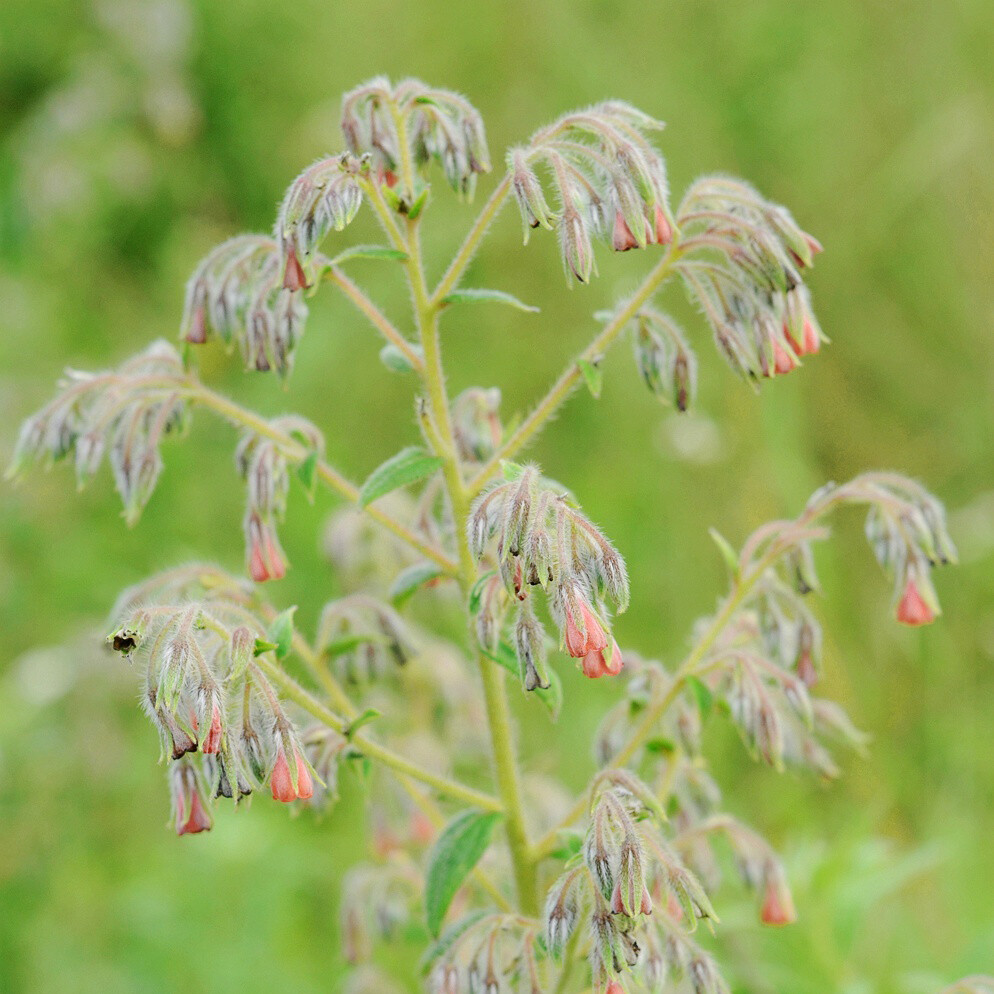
[896,578,937,626]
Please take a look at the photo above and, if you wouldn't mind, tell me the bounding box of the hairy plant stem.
[188,383,456,574]
[388,140,540,914]
[431,173,513,306]
[467,239,686,495]
[252,654,502,812]
[323,264,423,372]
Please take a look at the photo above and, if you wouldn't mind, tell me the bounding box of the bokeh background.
[2,1,993,991]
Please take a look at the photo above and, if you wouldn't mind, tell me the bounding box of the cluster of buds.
[676,176,823,381]
[542,775,720,994]
[315,594,417,684]
[7,340,188,525]
[108,567,319,833]
[341,77,490,203]
[509,101,674,282]
[469,463,629,688]
[628,306,698,412]
[858,474,956,625]
[425,913,543,994]
[274,153,364,291]
[180,234,308,377]
[235,415,323,582]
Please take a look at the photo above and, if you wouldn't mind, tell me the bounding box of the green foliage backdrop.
[1,1,992,991]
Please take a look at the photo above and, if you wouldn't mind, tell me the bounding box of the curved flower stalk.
[12,77,961,993]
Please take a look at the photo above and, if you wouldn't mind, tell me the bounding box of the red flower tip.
[605,981,625,994]
[176,790,212,836]
[565,595,608,658]
[271,745,313,803]
[760,878,797,926]
[282,244,309,292]
[202,703,223,754]
[896,578,936,626]
[581,639,623,679]
[184,305,208,345]
[247,513,288,583]
[649,204,672,245]
[612,211,640,252]
[772,341,798,375]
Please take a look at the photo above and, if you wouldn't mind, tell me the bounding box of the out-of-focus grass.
[1,1,993,991]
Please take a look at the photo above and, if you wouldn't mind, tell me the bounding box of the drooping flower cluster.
[274,153,364,292]
[180,234,308,377]
[537,774,734,994]
[316,594,418,684]
[7,340,189,525]
[235,415,323,582]
[509,102,674,282]
[676,175,823,381]
[469,464,629,688]
[628,306,698,412]
[108,566,318,832]
[341,77,491,202]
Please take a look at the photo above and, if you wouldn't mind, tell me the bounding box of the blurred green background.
[2,1,993,991]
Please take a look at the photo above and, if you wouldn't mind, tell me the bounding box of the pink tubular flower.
[270,744,314,803]
[202,703,223,754]
[176,790,212,836]
[564,595,608,658]
[612,211,640,252]
[648,204,672,245]
[760,875,797,926]
[896,577,936,626]
[247,512,287,583]
[184,305,208,345]
[172,763,212,836]
[785,317,820,357]
[581,638,623,678]
[605,981,625,994]
[773,341,798,375]
[282,242,309,292]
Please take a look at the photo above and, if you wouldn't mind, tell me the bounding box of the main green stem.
[398,170,539,913]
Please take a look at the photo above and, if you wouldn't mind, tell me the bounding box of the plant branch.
[431,172,513,306]
[391,146,539,914]
[253,654,502,812]
[467,240,685,495]
[323,265,423,372]
[189,383,458,574]
[530,489,841,860]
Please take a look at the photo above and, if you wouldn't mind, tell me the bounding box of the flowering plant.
[11,77,977,992]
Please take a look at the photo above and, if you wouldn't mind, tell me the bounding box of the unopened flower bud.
[896,571,938,626]
[270,731,314,803]
[759,867,797,926]
[170,760,212,836]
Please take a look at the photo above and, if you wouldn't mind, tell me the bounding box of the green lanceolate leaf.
[442,288,539,313]
[330,244,409,264]
[686,673,713,722]
[389,561,443,606]
[358,447,444,508]
[379,343,423,374]
[577,357,603,398]
[425,809,503,937]
[266,606,297,661]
